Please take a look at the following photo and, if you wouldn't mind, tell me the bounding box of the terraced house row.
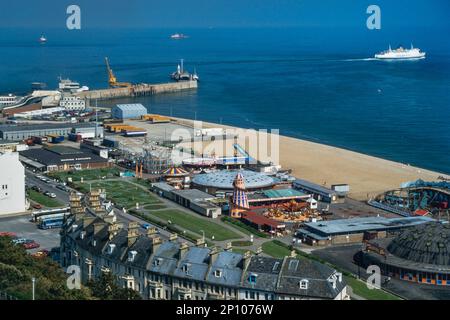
[60,212,349,300]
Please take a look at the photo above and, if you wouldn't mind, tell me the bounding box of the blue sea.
[0,27,449,174]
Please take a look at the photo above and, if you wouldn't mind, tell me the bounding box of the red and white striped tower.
[230,172,249,218]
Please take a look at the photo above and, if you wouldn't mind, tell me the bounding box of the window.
[299,279,309,290]
[248,273,257,284]
[214,269,222,278]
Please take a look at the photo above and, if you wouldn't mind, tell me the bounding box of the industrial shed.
[112,104,147,119]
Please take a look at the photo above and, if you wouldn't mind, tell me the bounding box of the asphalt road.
[25,169,69,205]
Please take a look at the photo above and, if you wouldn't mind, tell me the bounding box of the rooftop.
[303,216,434,236]
[294,179,337,196]
[0,122,96,133]
[192,169,276,190]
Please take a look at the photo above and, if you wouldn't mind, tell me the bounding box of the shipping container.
[50,135,65,144]
[102,138,119,148]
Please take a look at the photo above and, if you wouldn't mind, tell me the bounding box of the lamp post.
[200,230,205,242]
[31,277,36,301]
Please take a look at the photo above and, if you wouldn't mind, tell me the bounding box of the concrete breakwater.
[76,80,198,101]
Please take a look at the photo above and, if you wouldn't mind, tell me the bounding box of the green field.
[261,240,292,258]
[344,276,401,300]
[231,240,253,247]
[221,216,268,238]
[49,168,121,183]
[150,209,241,241]
[28,190,64,208]
[74,180,164,210]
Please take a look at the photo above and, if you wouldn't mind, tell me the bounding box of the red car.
[0,232,17,238]
[23,241,40,250]
[32,203,43,209]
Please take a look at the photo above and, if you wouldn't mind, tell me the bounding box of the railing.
[367,200,411,217]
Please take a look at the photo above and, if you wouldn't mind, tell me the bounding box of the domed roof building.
[191,169,276,193]
[360,222,450,286]
[387,223,450,267]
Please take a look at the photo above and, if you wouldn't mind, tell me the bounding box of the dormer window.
[154,258,163,266]
[299,279,309,290]
[248,273,258,284]
[182,263,191,273]
[108,244,116,255]
[128,250,138,262]
[92,239,97,247]
[80,231,86,240]
[214,269,222,278]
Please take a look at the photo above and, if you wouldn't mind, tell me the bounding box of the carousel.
[161,166,190,188]
[264,200,320,222]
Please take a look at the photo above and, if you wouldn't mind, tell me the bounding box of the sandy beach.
[170,117,449,201]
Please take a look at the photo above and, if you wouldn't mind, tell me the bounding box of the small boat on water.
[170,33,188,40]
[170,59,199,82]
[375,44,426,60]
[39,35,47,43]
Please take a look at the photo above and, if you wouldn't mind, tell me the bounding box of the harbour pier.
[75,80,198,101]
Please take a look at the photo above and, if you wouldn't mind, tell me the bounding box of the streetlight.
[31,277,36,301]
[200,230,205,242]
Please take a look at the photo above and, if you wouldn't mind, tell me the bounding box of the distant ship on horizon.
[170,33,188,40]
[39,35,47,43]
[375,44,426,60]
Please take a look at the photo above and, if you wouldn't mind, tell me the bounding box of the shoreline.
[170,116,449,201]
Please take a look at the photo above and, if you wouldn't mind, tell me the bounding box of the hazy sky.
[0,0,449,29]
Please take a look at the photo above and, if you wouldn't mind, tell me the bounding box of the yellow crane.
[105,57,132,88]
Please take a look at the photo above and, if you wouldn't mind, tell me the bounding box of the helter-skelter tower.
[230,172,250,218]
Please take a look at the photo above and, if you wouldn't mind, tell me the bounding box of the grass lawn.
[150,209,241,241]
[221,216,268,238]
[261,240,292,259]
[28,190,64,208]
[344,276,401,300]
[49,167,121,183]
[231,240,253,247]
[232,248,255,255]
[74,180,164,210]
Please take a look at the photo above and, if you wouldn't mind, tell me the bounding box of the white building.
[59,95,86,111]
[0,152,27,216]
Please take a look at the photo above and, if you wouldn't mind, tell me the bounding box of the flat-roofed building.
[19,146,110,172]
[293,179,341,203]
[172,189,222,218]
[0,123,101,141]
[295,216,434,246]
[0,152,27,216]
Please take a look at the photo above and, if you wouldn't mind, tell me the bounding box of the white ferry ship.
[375,45,426,60]
[0,94,22,109]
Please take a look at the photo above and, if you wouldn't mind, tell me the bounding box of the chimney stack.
[224,242,233,252]
[127,222,139,247]
[151,237,162,254]
[178,242,189,259]
[169,233,178,242]
[209,247,220,265]
[93,222,104,235]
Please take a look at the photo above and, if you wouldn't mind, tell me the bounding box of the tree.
[87,272,142,300]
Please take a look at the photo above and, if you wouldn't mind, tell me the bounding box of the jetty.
[75,80,198,101]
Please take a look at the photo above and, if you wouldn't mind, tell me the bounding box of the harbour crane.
[104,57,132,88]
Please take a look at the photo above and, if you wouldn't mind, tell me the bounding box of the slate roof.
[64,215,346,299]
[387,222,450,266]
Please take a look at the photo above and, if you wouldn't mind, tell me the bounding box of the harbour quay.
[77,80,198,102]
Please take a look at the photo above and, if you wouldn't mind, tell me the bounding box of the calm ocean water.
[0,27,449,174]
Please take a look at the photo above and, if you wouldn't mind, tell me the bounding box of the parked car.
[32,203,43,209]
[0,232,17,237]
[142,223,151,230]
[23,241,40,250]
[12,238,28,244]
[31,186,42,193]
[56,185,69,192]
